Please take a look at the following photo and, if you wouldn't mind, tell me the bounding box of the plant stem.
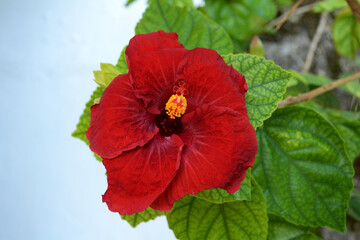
[301,12,328,74]
[278,72,360,108]
[276,0,304,30]
[267,3,316,29]
[346,0,360,23]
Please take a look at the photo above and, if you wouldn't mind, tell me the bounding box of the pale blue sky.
[0,0,185,239]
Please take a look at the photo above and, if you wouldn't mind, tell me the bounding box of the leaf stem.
[267,2,316,29]
[278,72,360,108]
[275,0,304,30]
[301,12,328,74]
[346,0,360,23]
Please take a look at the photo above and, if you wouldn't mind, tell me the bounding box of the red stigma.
[173,81,189,96]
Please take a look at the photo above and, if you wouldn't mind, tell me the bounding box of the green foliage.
[253,106,354,232]
[333,8,360,59]
[194,170,251,203]
[323,118,360,161]
[204,0,277,42]
[72,87,104,161]
[267,214,322,240]
[165,0,194,7]
[299,73,340,108]
[167,178,268,240]
[93,63,121,88]
[116,46,128,74]
[283,70,309,98]
[136,0,233,55]
[348,188,360,221]
[303,73,360,103]
[313,0,348,13]
[299,102,360,162]
[275,0,293,6]
[121,207,167,227]
[303,72,360,98]
[222,54,292,129]
[125,0,137,6]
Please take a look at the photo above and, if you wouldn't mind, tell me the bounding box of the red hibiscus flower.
[86,31,258,215]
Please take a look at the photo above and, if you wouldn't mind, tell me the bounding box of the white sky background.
[0,0,204,239]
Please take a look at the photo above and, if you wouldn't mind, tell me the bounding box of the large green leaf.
[298,101,360,162]
[135,0,233,55]
[267,214,322,240]
[204,0,277,41]
[332,8,360,59]
[72,87,104,161]
[194,170,251,203]
[222,54,292,129]
[348,188,360,221]
[252,106,354,233]
[121,207,167,227]
[167,177,268,240]
[321,118,360,162]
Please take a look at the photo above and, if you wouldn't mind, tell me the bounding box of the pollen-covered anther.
[165,94,187,119]
[166,81,188,119]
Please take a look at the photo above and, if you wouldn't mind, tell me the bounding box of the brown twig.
[346,0,360,23]
[301,12,328,74]
[267,3,317,29]
[276,0,304,30]
[278,72,360,108]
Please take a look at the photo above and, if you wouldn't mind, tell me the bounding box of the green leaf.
[267,214,322,240]
[204,0,277,41]
[275,0,293,6]
[135,0,233,55]
[348,188,360,221]
[313,0,348,13]
[283,70,309,98]
[299,102,360,161]
[167,177,268,240]
[302,73,331,86]
[252,106,354,233]
[301,73,340,108]
[165,0,194,7]
[72,87,104,161]
[93,63,121,88]
[222,54,292,129]
[121,207,167,227]
[116,46,129,74]
[194,170,251,203]
[332,8,360,59]
[125,0,137,6]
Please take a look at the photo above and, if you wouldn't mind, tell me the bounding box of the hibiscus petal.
[151,105,246,211]
[86,74,159,159]
[223,116,257,193]
[102,134,183,215]
[126,31,184,69]
[129,48,188,114]
[176,48,247,114]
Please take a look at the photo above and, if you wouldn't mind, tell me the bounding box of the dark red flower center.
[154,110,183,136]
[155,81,189,136]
